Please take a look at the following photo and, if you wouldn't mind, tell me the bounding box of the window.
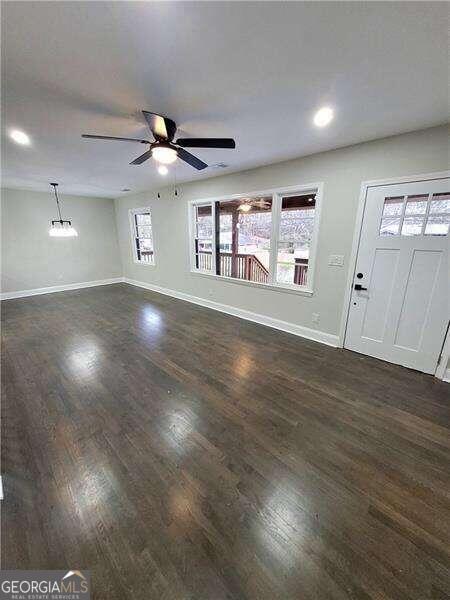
[193,204,213,271]
[217,196,272,282]
[379,193,450,237]
[130,208,154,264]
[276,193,316,286]
[190,185,322,291]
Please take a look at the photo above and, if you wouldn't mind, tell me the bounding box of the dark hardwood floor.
[2,283,450,599]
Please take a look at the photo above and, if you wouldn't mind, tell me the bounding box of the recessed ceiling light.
[9,129,31,145]
[313,107,334,127]
[158,165,168,176]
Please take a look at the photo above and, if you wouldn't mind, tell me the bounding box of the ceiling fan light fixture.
[152,145,177,164]
[82,110,235,171]
[158,165,169,175]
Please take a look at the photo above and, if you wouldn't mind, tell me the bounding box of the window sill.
[133,260,156,267]
[190,269,313,297]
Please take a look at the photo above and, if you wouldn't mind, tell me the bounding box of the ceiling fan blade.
[82,134,149,143]
[130,149,153,165]
[176,147,208,170]
[176,138,235,149]
[142,111,177,142]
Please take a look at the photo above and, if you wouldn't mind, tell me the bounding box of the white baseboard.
[124,277,339,347]
[0,277,124,300]
[442,368,450,384]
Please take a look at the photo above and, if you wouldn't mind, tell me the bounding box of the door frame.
[338,170,450,379]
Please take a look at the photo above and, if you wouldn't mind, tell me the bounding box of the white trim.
[128,207,156,266]
[435,326,450,381]
[187,182,324,205]
[268,191,282,283]
[187,181,323,294]
[353,171,450,190]
[124,277,339,347]
[0,277,124,301]
[0,477,3,500]
[191,269,313,296]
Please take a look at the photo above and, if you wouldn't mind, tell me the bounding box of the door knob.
[354,284,368,291]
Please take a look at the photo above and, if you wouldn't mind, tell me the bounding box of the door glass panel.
[380,196,403,236]
[424,214,450,236]
[382,196,404,216]
[429,192,450,214]
[380,217,401,236]
[405,194,428,215]
[401,216,424,236]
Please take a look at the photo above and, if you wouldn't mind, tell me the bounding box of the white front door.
[345,177,449,374]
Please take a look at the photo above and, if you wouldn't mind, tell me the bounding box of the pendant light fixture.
[48,183,78,237]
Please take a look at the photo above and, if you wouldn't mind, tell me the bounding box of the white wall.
[115,125,449,340]
[1,188,122,294]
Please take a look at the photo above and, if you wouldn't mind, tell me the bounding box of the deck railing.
[294,258,308,286]
[196,251,308,286]
[139,250,154,263]
[196,251,269,283]
[197,251,213,271]
[223,253,269,282]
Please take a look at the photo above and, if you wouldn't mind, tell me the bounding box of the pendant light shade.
[49,222,78,237]
[49,183,78,237]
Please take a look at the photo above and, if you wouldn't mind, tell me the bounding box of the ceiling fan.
[82,110,236,171]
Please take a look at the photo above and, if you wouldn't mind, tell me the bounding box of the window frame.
[189,201,216,275]
[129,207,156,266]
[188,182,323,295]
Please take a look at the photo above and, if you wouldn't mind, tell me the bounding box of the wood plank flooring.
[2,283,450,599]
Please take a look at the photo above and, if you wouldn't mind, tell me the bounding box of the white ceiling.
[2,1,448,198]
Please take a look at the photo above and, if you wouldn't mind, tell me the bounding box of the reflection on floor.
[2,283,449,599]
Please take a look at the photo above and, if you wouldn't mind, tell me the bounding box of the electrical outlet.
[328,254,344,266]
[312,313,320,324]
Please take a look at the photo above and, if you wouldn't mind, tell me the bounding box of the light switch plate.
[329,254,344,266]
